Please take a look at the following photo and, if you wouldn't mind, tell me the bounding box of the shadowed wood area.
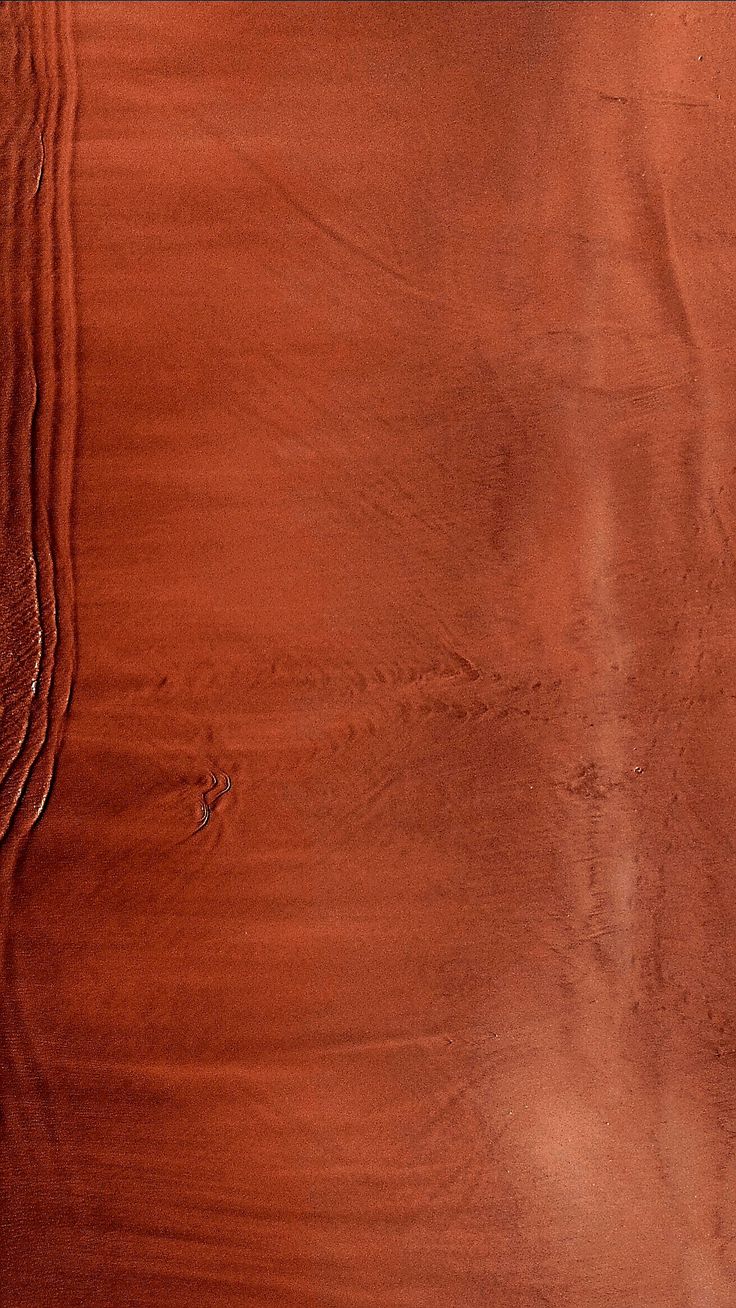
[2,3,736,1305]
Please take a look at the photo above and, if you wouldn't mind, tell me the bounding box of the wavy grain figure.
[0,1,78,946]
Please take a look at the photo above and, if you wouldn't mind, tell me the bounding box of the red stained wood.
[3,4,736,1304]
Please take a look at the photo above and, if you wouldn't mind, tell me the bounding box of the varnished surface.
[3,3,736,1305]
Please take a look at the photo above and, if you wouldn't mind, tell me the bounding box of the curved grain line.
[0,1,78,1162]
[0,3,61,861]
[192,769,232,835]
[0,0,78,930]
[17,0,79,836]
[0,11,43,820]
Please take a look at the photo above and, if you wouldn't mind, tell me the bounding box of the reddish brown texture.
[3,2,736,1305]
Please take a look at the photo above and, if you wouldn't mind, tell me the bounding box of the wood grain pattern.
[0,1,77,920]
[3,4,736,1305]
